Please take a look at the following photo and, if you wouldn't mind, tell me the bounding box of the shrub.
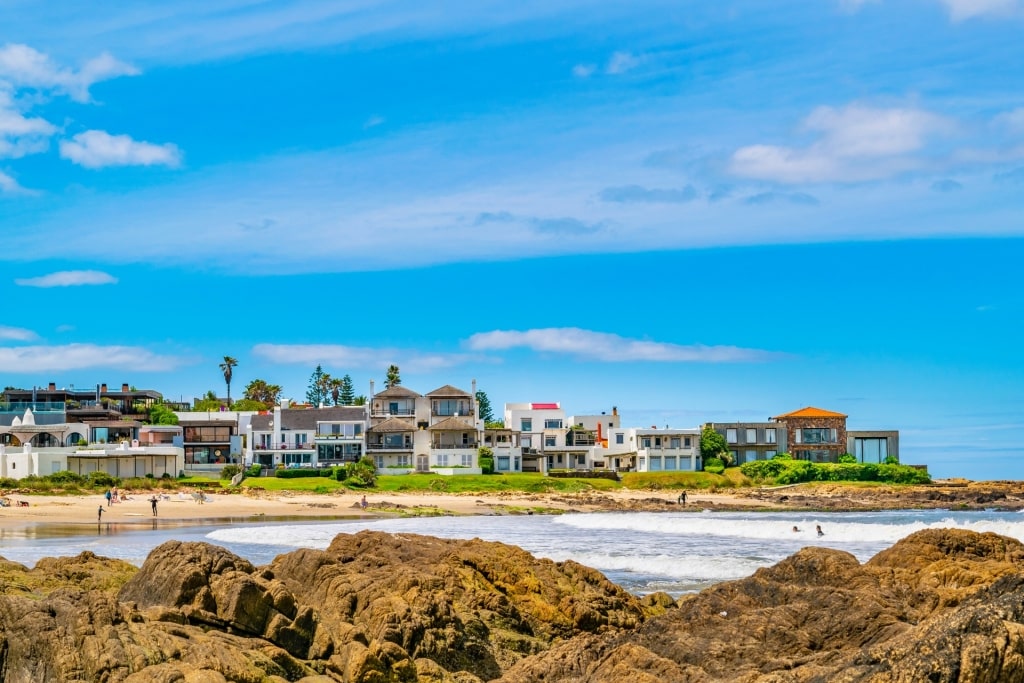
[877,464,930,484]
[479,456,494,474]
[220,464,242,480]
[838,453,857,464]
[87,471,119,488]
[47,470,86,486]
[340,456,377,487]
[703,457,725,474]
[275,468,323,479]
[884,455,899,465]
[245,463,262,477]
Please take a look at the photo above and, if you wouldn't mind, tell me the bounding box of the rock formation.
[1,528,1023,681]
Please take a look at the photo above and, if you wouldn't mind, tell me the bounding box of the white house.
[604,427,701,472]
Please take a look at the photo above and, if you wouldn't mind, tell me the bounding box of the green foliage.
[700,425,730,465]
[703,457,725,474]
[772,452,793,460]
[478,446,495,474]
[245,463,263,477]
[385,364,401,389]
[77,439,88,446]
[485,420,505,429]
[339,374,355,405]
[884,455,899,465]
[194,395,224,411]
[220,464,242,480]
[229,399,268,411]
[476,390,494,423]
[244,379,282,406]
[352,395,367,406]
[275,467,334,479]
[339,456,377,487]
[306,364,329,407]
[147,403,179,425]
[839,453,857,464]
[87,471,119,488]
[47,470,86,485]
[740,458,930,485]
[220,356,238,404]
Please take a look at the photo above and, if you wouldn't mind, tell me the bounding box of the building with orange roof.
[770,406,848,463]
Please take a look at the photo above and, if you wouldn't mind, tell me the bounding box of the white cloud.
[940,0,1023,20]
[14,270,118,287]
[466,328,784,362]
[363,115,385,129]
[0,169,29,194]
[730,104,951,183]
[0,43,138,102]
[0,325,37,341]
[253,343,480,373]
[606,51,642,75]
[59,130,182,169]
[994,107,1024,132]
[572,63,596,78]
[0,344,185,372]
[0,88,57,159]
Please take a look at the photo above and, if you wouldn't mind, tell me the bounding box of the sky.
[1,0,1022,479]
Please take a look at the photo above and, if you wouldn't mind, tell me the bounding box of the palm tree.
[219,356,238,406]
[329,377,342,406]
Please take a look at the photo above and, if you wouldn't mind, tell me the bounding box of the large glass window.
[545,435,556,447]
[434,399,469,416]
[649,456,662,471]
[521,418,532,432]
[684,436,692,448]
[855,438,888,463]
[497,455,511,471]
[642,437,652,448]
[665,456,677,470]
[544,419,562,429]
[801,428,835,444]
[670,437,681,449]
[726,428,737,443]
[766,428,777,444]
[183,426,232,442]
[746,428,757,443]
[745,449,757,463]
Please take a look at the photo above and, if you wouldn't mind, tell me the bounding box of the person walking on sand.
[816,525,824,537]
[149,495,158,517]
[677,491,687,505]
[97,505,104,523]
[104,489,112,507]
[361,495,368,510]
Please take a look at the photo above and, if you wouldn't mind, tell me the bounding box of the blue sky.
[1,0,1022,479]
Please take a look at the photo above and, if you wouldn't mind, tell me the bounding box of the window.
[521,418,532,432]
[397,454,411,467]
[684,437,692,448]
[670,437,680,449]
[497,455,511,471]
[665,456,677,470]
[855,438,888,463]
[642,437,652,448]
[746,428,757,443]
[373,455,384,469]
[461,452,473,467]
[649,456,662,471]
[745,449,757,463]
[730,450,738,461]
[726,428,737,443]
[801,428,836,444]
[765,428,777,444]
[521,435,532,448]
[616,433,624,445]
[434,399,468,416]
[545,435,556,447]
[576,454,586,466]
[654,437,662,448]
[766,450,777,458]
[544,419,562,429]
[436,453,449,466]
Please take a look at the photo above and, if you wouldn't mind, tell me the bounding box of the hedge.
[274,467,337,479]
[739,459,930,485]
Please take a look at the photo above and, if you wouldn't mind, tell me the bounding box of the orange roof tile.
[773,406,848,419]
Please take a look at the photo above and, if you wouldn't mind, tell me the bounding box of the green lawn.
[620,470,747,490]
[241,477,349,493]
[372,473,622,494]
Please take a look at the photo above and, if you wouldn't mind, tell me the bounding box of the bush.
[275,468,326,478]
[838,453,857,464]
[87,471,119,488]
[703,457,725,474]
[479,456,494,474]
[220,464,242,480]
[338,456,377,487]
[46,470,86,486]
[245,463,262,477]
[740,459,929,485]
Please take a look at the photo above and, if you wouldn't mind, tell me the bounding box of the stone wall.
[776,415,847,462]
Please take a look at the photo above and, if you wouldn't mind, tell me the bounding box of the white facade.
[0,442,183,480]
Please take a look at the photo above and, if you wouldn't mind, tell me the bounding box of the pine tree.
[475,390,494,423]
[306,365,329,406]
[339,374,355,404]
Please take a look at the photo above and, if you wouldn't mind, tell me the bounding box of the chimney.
[612,406,618,416]
[122,383,129,392]
[100,383,107,394]
[370,380,375,396]
[48,382,56,391]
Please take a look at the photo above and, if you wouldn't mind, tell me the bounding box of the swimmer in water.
[792,526,801,532]
[816,525,824,537]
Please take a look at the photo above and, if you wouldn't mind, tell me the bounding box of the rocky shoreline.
[2,524,1024,681]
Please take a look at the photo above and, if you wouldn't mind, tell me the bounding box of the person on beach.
[816,525,824,537]
[97,505,104,522]
[149,495,158,517]
[678,491,687,505]
[361,495,368,510]
[104,489,112,507]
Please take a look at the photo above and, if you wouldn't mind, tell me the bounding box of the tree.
[230,398,270,411]
[339,374,355,405]
[329,377,342,406]
[700,424,732,467]
[306,365,330,407]
[219,356,238,406]
[147,403,179,425]
[384,364,401,389]
[475,390,494,423]
[244,379,282,406]
[194,392,223,412]
[352,395,367,406]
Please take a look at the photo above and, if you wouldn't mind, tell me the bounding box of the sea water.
[2,509,1024,596]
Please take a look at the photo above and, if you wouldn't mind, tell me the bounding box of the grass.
[620,471,742,490]
[371,473,622,494]
[241,477,349,493]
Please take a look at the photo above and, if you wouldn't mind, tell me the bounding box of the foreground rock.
[2,529,1024,681]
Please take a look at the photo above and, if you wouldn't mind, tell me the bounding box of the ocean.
[2,509,1023,596]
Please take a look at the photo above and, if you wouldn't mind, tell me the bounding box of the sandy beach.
[0,487,767,527]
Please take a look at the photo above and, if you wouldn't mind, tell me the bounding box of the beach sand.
[0,487,765,528]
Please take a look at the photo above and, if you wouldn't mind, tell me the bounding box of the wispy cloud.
[0,89,57,160]
[0,344,185,372]
[743,191,820,206]
[252,343,481,373]
[0,169,29,194]
[599,184,697,203]
[940,0,1024,20]
[572,63,596,78]
[0,325,37,341]
[363,115,385,129]
[466,328,785,362]
[15,270,118,287]
[474,211,606,235]
[606,51,642,75]
[730,103,951,184]
[59,130,182,169]
[931,178,963,192]
[0,43,138,103]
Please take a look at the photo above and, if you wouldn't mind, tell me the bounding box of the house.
[605,427,702,472]
[248,405,368,469]
[504,402,564,472]
[771,407,848,463]
[706,422,788,465]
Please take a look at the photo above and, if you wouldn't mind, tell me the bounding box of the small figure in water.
[792,526,801,532]
[816,525,824,537]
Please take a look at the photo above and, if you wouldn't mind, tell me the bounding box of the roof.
[368,417,415,433]
[373,386,422,399]
[250,406,367,431]
[530,403,560,410]
[773,406,848,419]
[425,384,471,397]
[428,416,477,431]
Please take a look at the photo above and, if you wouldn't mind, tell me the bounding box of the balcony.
[431,441,479,450]
[372,408,416,417]
[366,442,413,451]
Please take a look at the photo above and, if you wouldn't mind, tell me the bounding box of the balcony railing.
[366,443,413,451]
[372,408,415,417]
[315,433,362,440]
[431,442,479,450]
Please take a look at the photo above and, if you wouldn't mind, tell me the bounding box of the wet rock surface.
[1,528,1024,681]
